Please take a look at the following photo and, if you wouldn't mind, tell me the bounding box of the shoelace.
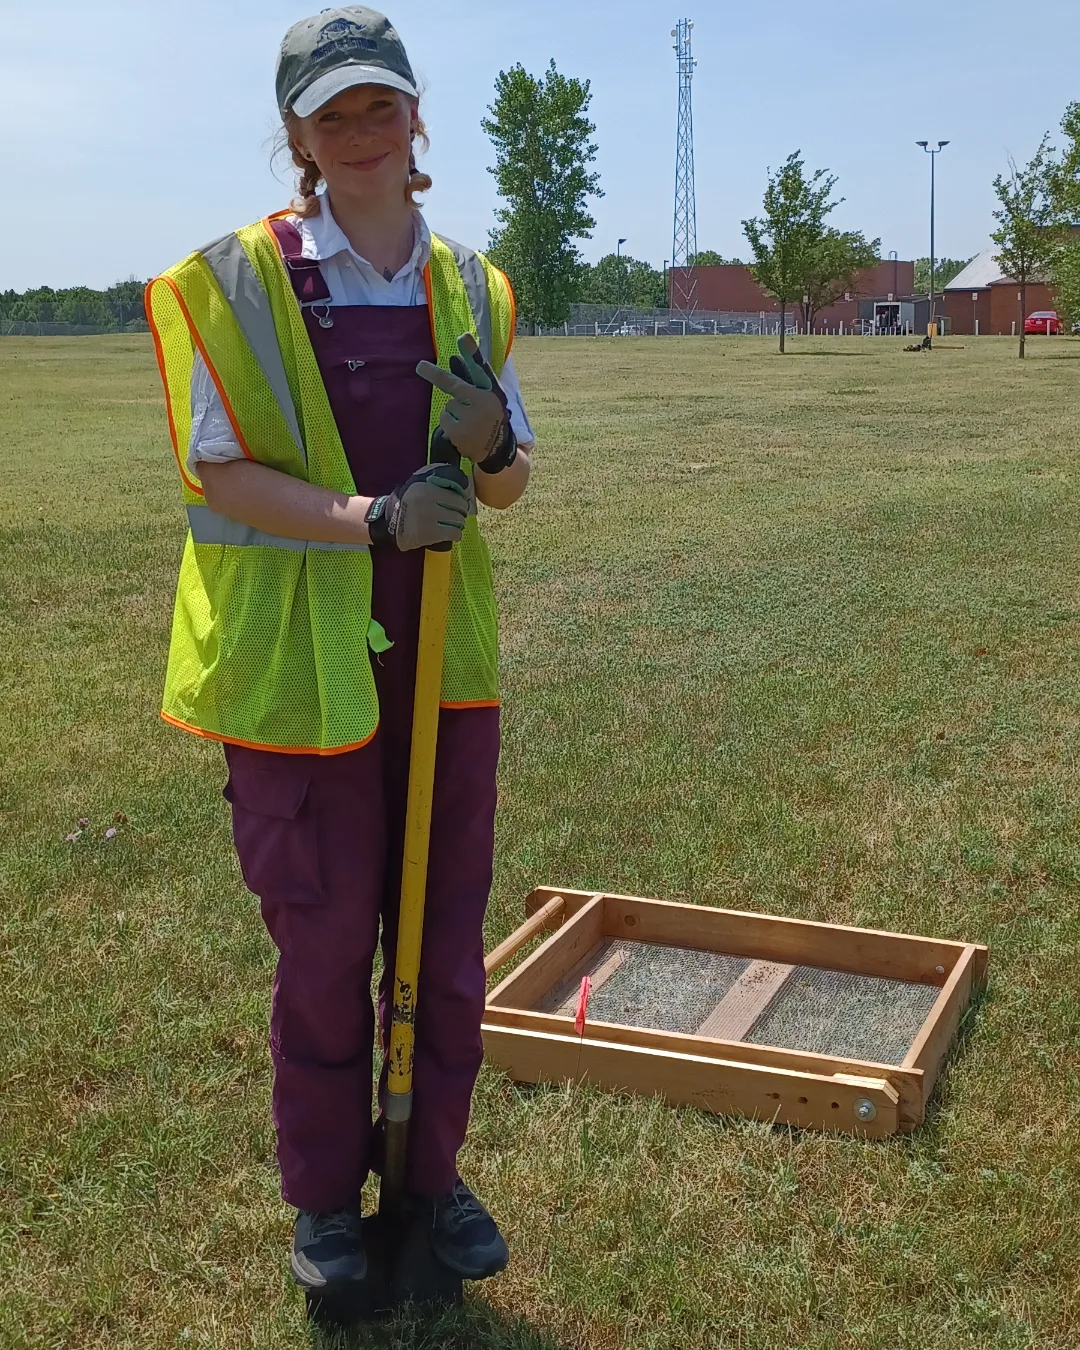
[443,1183,485,1231]
[310,1209,360,1240]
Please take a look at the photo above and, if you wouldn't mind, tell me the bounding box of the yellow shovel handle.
[380,544,452,1215]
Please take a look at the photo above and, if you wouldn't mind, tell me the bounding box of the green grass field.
[2,333,1079,1349]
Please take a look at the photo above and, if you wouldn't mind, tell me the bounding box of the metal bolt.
[854,1098,877,1123]
[935,965,945,975]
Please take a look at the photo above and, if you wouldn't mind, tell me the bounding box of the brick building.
[668,259,916,327]
[941,249,1056,335]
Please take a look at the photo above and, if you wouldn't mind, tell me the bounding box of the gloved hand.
[365,463,476,551]
[417,334,518,474]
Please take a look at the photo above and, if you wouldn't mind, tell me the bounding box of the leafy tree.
[1,280,151,330]
[687,250,743,266]
[55,287,114,327]
[19,287,57,323]
[991,135,1061,358]
[579,253,666,308]
[1051,244,1080,329]
[0,280,148,330]
[106,276,147,327]
[913,257,970,295]
[799,229,880,332]
[9,298,40,324]
[483,61,603,332]
[1047,102,1080,326]
[742,151,839,353]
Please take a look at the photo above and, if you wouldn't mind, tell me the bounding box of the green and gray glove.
[365,463,476,551]
[417,333,518,474]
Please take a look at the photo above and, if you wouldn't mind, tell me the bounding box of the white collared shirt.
[187,195,533,477]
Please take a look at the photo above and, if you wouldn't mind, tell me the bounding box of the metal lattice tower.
[671,17,698,316]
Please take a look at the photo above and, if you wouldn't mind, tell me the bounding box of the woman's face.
[293,85,417,208]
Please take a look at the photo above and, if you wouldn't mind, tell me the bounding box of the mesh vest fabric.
[146,216,516,753]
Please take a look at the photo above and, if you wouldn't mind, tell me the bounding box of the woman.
[146,5,532,1293]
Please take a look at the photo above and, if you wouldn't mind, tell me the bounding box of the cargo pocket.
[223,761,324,904]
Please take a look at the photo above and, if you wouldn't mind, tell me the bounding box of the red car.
[1024,310,1062,335]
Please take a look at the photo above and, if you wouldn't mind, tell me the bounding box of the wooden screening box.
[483,888,988,1138]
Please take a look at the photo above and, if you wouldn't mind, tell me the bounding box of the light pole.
[617,238,628,311]
[916,140,949,348]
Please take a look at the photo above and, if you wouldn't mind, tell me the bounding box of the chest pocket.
[332,354,431,410]
[327,358,368,409]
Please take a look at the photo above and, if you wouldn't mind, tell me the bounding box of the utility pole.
[671,18,698,319]
[916,140,949,348]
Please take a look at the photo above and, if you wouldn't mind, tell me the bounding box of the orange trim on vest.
[422,262,438,351]
[155,275,257,465]
[493,266,517,358]
[160,710,378,756]
[439,699,501,710]
[146,279,204,498]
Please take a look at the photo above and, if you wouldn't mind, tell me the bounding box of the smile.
[342,152,391,171]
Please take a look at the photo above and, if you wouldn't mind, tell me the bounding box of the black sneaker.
[427,1181,509,1280]
[290,1209,367,1290]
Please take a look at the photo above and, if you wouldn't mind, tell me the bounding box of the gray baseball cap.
[276,6,418,118]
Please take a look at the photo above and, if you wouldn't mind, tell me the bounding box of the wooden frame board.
[482,1022,901,1137]
[482,889,988,1137]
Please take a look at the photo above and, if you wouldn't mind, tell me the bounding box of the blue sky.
[4,0,1078,291]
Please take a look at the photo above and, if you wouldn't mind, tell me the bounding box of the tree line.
[0,278,147,329]
[483,64,880,339]
[483,62,1080,354]
[577,250,746,310]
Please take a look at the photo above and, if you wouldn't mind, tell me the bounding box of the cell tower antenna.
[671,17,698,317]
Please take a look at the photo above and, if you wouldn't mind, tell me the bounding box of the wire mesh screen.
[744,965,940,1065]
[532,939,940,1065]
[538,939,751,1034]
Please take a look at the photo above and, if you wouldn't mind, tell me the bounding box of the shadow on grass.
[896,977,991,1142]
[307,1294,569,1350]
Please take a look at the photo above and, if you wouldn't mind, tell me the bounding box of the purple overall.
[222,220,500,1210]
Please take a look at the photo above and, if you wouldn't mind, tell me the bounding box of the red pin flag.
[574,975,592,1037]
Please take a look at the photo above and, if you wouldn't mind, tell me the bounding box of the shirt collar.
[298,193,431,280]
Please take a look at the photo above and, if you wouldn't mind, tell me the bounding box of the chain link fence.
[530,304,794,337]
[527,304,919,339]
[0,320,150,337]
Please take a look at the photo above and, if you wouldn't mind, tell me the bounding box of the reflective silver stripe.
[435,234,492,365]
[199,233,306,462]
[187,504,368,553]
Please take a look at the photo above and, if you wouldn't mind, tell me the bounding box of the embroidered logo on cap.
[313,17,379,60]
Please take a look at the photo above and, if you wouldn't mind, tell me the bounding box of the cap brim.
[292,65,418,118]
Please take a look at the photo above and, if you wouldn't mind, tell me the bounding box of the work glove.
[365,463,475,551]
[417,334,518,475]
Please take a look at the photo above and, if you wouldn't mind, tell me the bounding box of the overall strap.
[268,217,332,306]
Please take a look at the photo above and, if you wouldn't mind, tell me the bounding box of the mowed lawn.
[1,333,1079,1350]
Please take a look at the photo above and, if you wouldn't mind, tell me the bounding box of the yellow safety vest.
[146,214,516,754]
